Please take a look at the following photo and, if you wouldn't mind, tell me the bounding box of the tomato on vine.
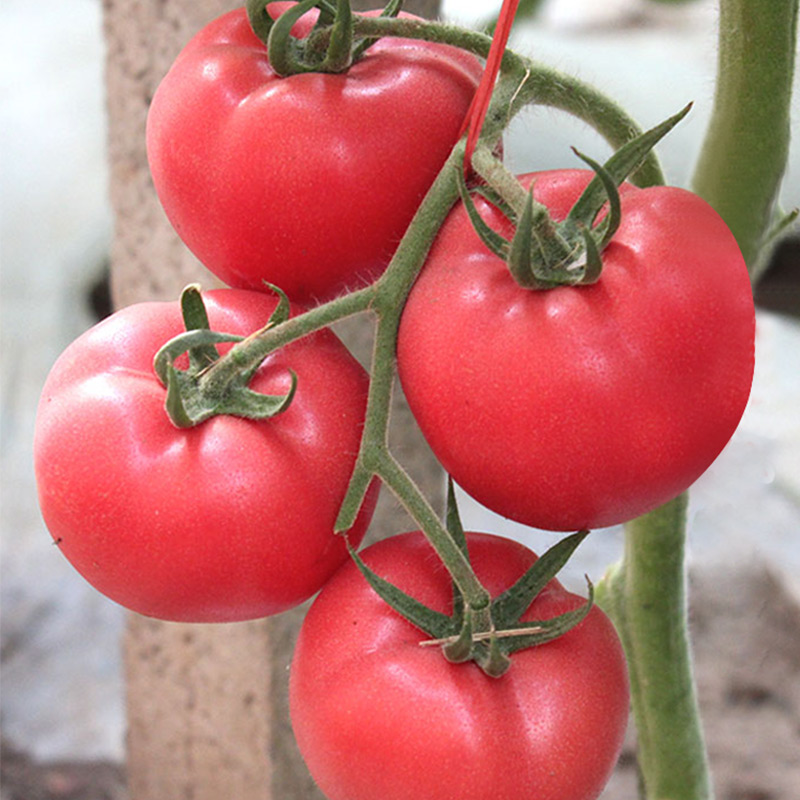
[397,168,755,532]
[290,530,630,800]
[34,289,378,622]
[146,5,482,304]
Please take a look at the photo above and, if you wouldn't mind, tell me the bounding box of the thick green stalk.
[597,495,712,800]
[692,0,798,269]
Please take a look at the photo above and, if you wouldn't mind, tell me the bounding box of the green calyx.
[462,104,692,290]
[246,0,403,77]
[349,480,593,678]
[152,284,297,428]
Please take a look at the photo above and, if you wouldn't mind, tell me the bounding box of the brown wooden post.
[102,1,443,797]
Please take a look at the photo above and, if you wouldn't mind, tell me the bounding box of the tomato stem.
[463,106,690,291]
[320,0,355,72]
[373,450,492,613]
[252,4,669,184]
[210,284,374,374]
[245,0,275,43]
[597,495,712,800]
[332,145,496,613]
[471,145,529,211]
[691,0,798,271]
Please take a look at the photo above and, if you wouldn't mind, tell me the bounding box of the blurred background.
[1,0,798,788]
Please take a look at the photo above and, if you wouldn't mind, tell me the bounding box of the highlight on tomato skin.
[145,6,484,306]
[396,169,756,532]
[290,530,631,800]
[33,289,379,623]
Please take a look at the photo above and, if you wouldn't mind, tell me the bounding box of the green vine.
[692,0,798,271]
[597,496,712,800]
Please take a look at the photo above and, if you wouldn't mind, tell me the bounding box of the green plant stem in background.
[597,495,712,800]
[692,0,798,271]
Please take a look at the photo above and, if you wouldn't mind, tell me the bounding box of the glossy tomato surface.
[34,289,377,622]
[397,170,755,531]
[290,530,630,800]
[146,8,481,304]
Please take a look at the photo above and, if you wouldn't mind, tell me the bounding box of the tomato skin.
[146,8,481,305]
[397,170,755,531]
[290,530,629,800]
[34,289,377,622]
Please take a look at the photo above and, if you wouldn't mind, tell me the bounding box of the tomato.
[290,530,629,800]
[34,289,378,622]
[146,7,482,305]
[397,169,755,531]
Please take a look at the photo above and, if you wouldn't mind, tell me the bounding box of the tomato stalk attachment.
[247,0,402,76]
[459,104,691,289]
[348,481,594,677]
[153,284,297,427]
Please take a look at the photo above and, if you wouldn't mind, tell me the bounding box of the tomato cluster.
[33,3,758,799]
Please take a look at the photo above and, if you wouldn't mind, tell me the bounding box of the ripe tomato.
[34,289,377,622]
[396,169,755,532]
[146,7,482,305]
[290,530,629,800]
